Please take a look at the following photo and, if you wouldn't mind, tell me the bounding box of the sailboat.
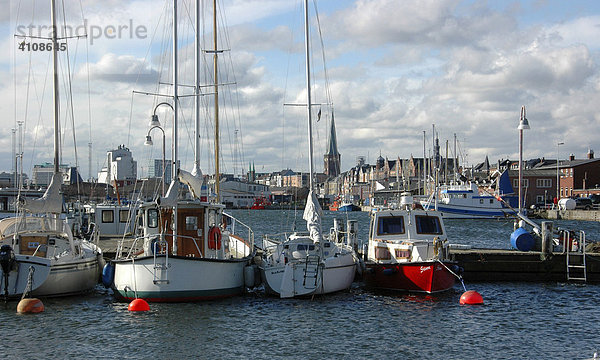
[105,0,256,302]
[259,0,357,298]
[0,0,102,300]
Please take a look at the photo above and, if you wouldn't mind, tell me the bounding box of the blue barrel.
[510,227,534,251]
[101,263,115,288]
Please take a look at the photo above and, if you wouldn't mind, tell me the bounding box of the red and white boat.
[363,194,458,293]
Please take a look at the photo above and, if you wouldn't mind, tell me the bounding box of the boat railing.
[223,212,255,253]
[261,232,291,251]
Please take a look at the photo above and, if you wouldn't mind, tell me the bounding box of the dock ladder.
[303,255,321,289]
[566,230,587,282]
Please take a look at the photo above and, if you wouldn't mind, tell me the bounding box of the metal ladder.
[153,237,170,284]
[566,230,587,282]
[303,255,320,289]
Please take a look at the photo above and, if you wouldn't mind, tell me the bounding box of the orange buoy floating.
[17,298,45,314]
[460,290,484,305]
[128,298,150,312]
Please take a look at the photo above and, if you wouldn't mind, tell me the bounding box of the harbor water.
[3,209,600,359]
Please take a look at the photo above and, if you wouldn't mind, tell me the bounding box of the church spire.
[324,110,341,177]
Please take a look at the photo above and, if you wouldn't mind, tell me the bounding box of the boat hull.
[0,256,51,298]
[261,252,356,298]
[427,204,516,219]
[112,255,250,302]
[32,255,101,297]
[363,261,456,293]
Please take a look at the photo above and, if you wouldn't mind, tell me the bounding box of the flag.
[317,108,321,122]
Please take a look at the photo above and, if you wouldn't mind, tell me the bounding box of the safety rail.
[223,212,255,256]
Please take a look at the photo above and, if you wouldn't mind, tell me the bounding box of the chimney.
[569,154,575,161]
[588,149,594,159]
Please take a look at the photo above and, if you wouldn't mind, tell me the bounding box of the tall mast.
[304,0,314,191]
[213,0,220,201]
[51,0,60,174]
[193,0,201,177]
[172,0,179,254]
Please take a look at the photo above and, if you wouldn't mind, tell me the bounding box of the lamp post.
[145,126,166,196]
[147,102,174,196]
[556,141,564,207]
[518,106,530,214]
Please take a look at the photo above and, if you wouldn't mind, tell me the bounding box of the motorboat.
[420,171,518,219]
[363,194,458,293]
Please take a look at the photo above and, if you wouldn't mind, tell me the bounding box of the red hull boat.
[364,261,456,293]
[362,194,458,294]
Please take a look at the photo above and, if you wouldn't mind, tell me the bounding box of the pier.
[450,248,600,282]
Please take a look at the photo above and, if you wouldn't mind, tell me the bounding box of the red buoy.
[17,298,45,314]
[128,298,150,312]
[460,290,483,305]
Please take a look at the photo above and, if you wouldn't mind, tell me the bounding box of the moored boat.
[363,194,458,293]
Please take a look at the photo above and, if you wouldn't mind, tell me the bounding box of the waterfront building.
[97,145,137,186]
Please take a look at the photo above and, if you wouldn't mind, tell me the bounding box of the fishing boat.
[330,195,359,212]
[105,0,256,302]
[260,0,357,298]
[250,196,269,210]
[363,194,458,293]
[420,170,518,219]
[0,0,102,300]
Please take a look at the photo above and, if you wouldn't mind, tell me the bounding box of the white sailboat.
[260,0,357,298]
[0,0,102,300]
[106,0,256,302]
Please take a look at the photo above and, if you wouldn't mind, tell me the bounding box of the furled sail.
[20,173,63,214]
[157,180,178,208]
[179,168,203,199]
[302,190,323,242]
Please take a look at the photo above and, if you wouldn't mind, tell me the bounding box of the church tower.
[324,112,341,177]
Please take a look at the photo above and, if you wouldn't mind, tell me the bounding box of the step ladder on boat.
[303,255,321,289]
[153,236,170,285]
[566,230,587,282]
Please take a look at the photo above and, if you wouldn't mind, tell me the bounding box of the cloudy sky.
[2,0,600,180]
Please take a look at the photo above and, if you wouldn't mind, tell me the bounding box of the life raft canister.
[208,226,222,250]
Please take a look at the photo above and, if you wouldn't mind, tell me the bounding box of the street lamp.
[556,141,564,207]
[145,126,166,196]
[518,106,530,214]
[146,102,174,196]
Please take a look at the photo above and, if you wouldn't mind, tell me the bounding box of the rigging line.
[61,0,81,195]
[79,0,93,183]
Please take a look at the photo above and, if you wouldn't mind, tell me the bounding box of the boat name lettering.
[420,266,431,273]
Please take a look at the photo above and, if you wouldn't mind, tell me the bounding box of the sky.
[2,0,600,180]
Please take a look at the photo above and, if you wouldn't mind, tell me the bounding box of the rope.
[436,259,466,292]
[21,265,35,300]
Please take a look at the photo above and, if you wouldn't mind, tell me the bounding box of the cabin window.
[479,199,484,204]
[415,215,443,235]
[119,210,129,223]
[101,210,114,223]
[377,216,405,235]
[489,199,494,204]
[185,216,198,231]
[147,209,159,228]
[375,246,391,260]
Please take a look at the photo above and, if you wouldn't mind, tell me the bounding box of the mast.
[304,0,314,191]
[213,0,220,201]
[51,0,60,174]
[172,0,179,254]
[422,131,426,196]
[193,0,201,177]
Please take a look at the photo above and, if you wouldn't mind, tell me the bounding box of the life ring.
[208,226,222,250]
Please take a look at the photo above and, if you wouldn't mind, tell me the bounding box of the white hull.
[0,256,51,298]
[261,252,356,298]
[112,255,250,301]
[32,254,101,297]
